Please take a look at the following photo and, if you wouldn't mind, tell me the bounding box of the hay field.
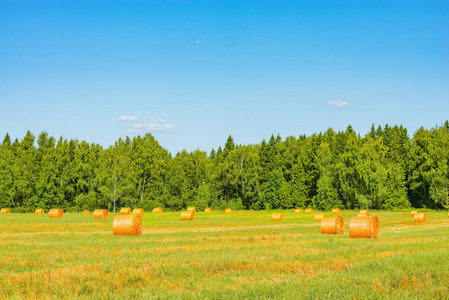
[1,210,448,299]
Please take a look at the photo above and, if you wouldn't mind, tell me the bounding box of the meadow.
[0,210,448,299]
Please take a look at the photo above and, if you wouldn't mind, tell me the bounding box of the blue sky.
[1,0,448,154]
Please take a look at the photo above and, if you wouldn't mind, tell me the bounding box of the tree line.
[0,122,448,212]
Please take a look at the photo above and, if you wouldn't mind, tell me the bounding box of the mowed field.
[1,210,449,299]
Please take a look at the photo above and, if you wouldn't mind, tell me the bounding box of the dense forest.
[0,122,448,212]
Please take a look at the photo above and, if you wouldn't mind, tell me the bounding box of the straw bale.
[152,207,162,213]
[133,208,145,217]
[112,214,142,235]
[120,207,131,215]
[321,216,344,235]
[187,207,196,213]
[181,211,195,220]
[332,208,341,215]
[414,213,426,223]
[349,216,380,238]
[411,210,418,216]
[82,210,90,214]
[358,211,370,217]
[35,209,44,215]
[93,209,109,219]
[305,208,314,214]
[271,213,284,221]
[205,208,212,213]
[0,208,10,214]
[314,213,325,221]
[294,209,303,214]
[225,208,233,213]
[48,209,64,218]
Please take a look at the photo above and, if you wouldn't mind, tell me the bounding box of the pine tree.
[223,135,235,158]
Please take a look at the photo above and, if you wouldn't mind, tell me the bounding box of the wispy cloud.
[327,100,349,108]
[117,116,139,121]
[128,129,143,133]
[118,116,175,133]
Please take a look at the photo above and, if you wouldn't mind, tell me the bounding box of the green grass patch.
[0,210,448,299]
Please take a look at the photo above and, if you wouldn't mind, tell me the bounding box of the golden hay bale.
[120,207,131,215]
[187,207,196,213]
[271,213,284,221]
[225,208,233,213]
[35,209,44,215]
[294,209,303,214]
[305,208,314,214]
[133,208,145,217]
[321,216,344,235]
[93,209,109,219]
[411,210,418,216]
[152,207,162,213]
[181,211,195,220]
[0,208,10,214]
[332,208,341,215]
[205,208,212,213]
[314,213,325,221]
[349,216,380,238]
[357,209,369,217]
[112,214,142,236]
[82,210,90,214]
[414,213,426,223]
[48,209,64,218]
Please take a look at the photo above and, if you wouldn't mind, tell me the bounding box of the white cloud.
[327,101,349,108]
[118,116,139,121]
[128,129,143,133]
[119,115,175,133]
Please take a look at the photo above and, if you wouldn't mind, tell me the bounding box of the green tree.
[96,139,133,212]
[313,142,340,210]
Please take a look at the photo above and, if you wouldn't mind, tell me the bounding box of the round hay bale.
[35,209,44,215]
[187,207,196,213]
[314,213,325,221]
[332,208,341,215]
[112,214,142,235]
[181,211,195,220]
[271,213,284,221]
[82,210,90,214]
[411,210,418,216]
[414,213,426,223]
[305,208,314,214]
[0,208,10,214]
[93,209,109,219]
[152,207,162,213]
[321,216,344,235]
[205,208,212,213]
[349,216,380,238]
[120,207,131,215]
[294,209,303,214]
[48,209,64,218]
[360,210,368,214]
[225,208,233,213]
[133,208,145,217]
[358,211,370,217]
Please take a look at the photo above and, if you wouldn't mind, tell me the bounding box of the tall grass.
[0,210,448,299]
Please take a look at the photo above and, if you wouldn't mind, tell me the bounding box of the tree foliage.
[1,122,448,211]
